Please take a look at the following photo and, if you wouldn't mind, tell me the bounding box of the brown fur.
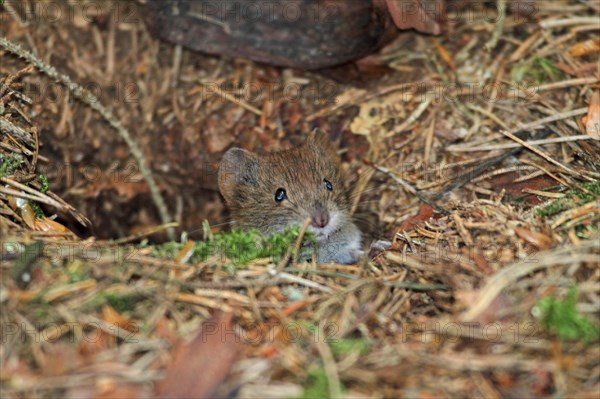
[218,132,350,235]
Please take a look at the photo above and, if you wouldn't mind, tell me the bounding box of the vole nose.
[311,209,329,228]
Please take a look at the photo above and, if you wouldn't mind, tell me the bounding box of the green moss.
[33,304,52,319]
[104,292,141,313]
[329,338,370,357]
[78,290,143,313]
[511,57,561,84]
[536,199,568,218]
[207,229,266,264]
[537,180,600,219]
[294,339,365,398]
[80,293,108,311]
[0,153,24,177]
[570,180,600,202]
[150,240,182,259]
[30,202,45,218]
[537,287,599,343]
[152,226,315,267]
[66,260,89,283]
[38,174,49,193]
[298,367,332,399]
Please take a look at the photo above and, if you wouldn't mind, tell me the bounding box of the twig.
[540,17,600,28]
[515,107,588,132]
[485,0,507,52]
[424,112,436,163]
[198,79,262,116]
[448,135,590,152]
[277,272,333,294]
[284,268,357,280]
[522,189,564,198]
[407,351,556,373]
[0,118,35,146]
[446,108,588,152]
[383,282,449,291]
[315,322,343,399]
[188,11,232,34]
[387,96,434,137]
[1,177,50,201]
[499,130,581,177]
[188,277,282,289]
[519,160,573,188]
[0,182,63,208]
[536,77,599,92]
[509,30,542,62]
[292,218,311,265]
[463,240,599,321]
[427,129,552,201]
[467,104,511,130]
[171,44,183,88]
[111,222,180,244]
[452,212,473,245]
[367,161,448,214]
[551,200,600,229]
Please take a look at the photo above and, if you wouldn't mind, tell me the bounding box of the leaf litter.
[1,1,599,398]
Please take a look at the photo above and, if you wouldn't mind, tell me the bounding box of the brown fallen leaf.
[35,217,75,235]
[385,0,444,35]
[174,240,195,265]
[95,384,152,399]
[433,39,456,71]
[569,38,600,57]
[78,329,113,357]
[38,343,83,377]
[42,279,97,303]
[397,204,434,232]
[102,304,138,333]
[582,91,600,140]
[20,203,37,229]
[514,227,553,250]
[155,312,242,399]
[456,290,512,324]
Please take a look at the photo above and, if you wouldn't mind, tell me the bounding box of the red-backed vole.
[218,132,362,264]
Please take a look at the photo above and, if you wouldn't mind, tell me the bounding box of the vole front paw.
[368,240,392,259]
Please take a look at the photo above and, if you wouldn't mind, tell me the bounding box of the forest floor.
[1,1,599,398]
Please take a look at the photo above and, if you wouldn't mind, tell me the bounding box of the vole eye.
[274,188,287,203]
[324,179,333,191]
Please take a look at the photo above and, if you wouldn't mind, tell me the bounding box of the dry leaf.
[38,344,82,377]
[102,304,137,333]
[35,218,73,234]
[111,180,150,200]
[456,291,512,324]
[385,0,443,35]
[42,279,97,303]
[582,91,600,140]
[350,91,407,136]
[175,240,195,264]
[78,330,112,357]
[397,204,434,232]
[569,38,600,57]
[514,227,553,250]
[155,312,242,399]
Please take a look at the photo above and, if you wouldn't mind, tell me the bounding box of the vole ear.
[307,128,339,158]
[218,148,258,204]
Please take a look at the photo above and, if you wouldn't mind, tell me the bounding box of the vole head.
[218,132,352,240]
